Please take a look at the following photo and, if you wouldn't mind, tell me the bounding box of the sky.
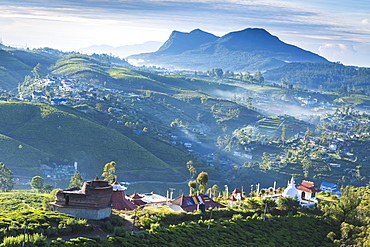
[0,0,369,67]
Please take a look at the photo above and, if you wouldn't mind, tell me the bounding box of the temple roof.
[232,188,242,194]
[112,181,127,191]
[111,190,137,210]
[296,181,321,193]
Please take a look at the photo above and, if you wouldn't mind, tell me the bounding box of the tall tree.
[197,172,209,195]
[30,176,44,193]
[31,63,41,79]
[0,162,14,192]
[186,160,196,179]
[101,161,117,184]
[281,124,287,144]
[278,196,300,212]
[188,180,197,196]
[69,170,83,188]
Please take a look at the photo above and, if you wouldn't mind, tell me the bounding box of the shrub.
[0,233,46,247]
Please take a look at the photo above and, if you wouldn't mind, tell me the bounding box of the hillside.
[0,102,198,182]
[264,61,370,90]
[128,28,328,71]
[0,49,60,90]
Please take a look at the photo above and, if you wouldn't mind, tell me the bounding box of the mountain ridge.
[128,28,328,71]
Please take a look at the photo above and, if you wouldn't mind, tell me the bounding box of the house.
[296,181,320,203]
[127,193,147,206]
[320,182,338,193]
[140,192,169,207]
[169,195,225,212]
[50,180,113,220]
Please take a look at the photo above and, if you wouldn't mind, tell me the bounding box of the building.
[227,188,245,207]
[50,180,113,220]
[111,181,137,211]
[296,181,320,203]
[320,182,338,193]
[169,195,225,212]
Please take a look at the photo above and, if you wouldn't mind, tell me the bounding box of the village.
[5,74,370,200]
[49,175,337,221]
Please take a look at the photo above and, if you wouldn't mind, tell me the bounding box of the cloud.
[0,0,369,66]
[318,44,357,62]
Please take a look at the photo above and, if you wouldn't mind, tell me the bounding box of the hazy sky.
[1,0,369,67]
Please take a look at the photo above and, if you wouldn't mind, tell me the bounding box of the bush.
[0,233,46,247]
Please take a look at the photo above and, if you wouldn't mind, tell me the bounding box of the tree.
[321,186,362,225]
[245,198,261,209]
[0,162,14,192]
[69,170,83,188]
[254,70,264,84]
[31,63,41,79]
[30,176,44,193]
[197,172,209,195]
[211,184,220,198]
[188,180,197,196]
[281,124,287,144]
[101,161,117,184]
[186,161,196,179]
[278,196,301,212]
[43,184,54,193]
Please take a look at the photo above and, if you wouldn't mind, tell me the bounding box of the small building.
[320,182,338,193]
[169,195,225,212]
[127,193,147,207]
[296,181,320,202]
[50,180,113,220]
[140,192,169,208]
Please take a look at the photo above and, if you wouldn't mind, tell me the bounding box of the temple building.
[296,181,321,204]
[227,188,245,207]
[111,181,137,211]
[50,180,113,220]
[265,177,320,207]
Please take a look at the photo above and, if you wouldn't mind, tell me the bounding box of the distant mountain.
[78,41,163,58]
[156,29,219,55]
[128,28,328,71]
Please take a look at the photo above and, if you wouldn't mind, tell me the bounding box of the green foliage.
[0,102,188,181]
[0,193,53,212]
[30,176,44,193]
[264,61,370,90]
[0,233,46,246]
[69,170,83,188]
[0,162,14,192]
[196,172,209,195]
[101,161,117,184]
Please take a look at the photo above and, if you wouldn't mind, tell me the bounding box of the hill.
[264,61,370,90]
[0,48,61,91]
[128,28,328,71]
[0,102,199,182]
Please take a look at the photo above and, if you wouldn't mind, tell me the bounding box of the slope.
[0,102,192,182]
[0,49,60,90]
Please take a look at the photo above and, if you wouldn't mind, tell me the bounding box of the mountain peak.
[157,29,219,54]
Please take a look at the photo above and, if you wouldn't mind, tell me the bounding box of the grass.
[0,102,192,182]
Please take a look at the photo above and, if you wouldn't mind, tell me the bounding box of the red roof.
[227,195,237,201]
[129,193,144,199]
[296,181,321,193]
[111,190,137,211]
[232,188,242,194]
